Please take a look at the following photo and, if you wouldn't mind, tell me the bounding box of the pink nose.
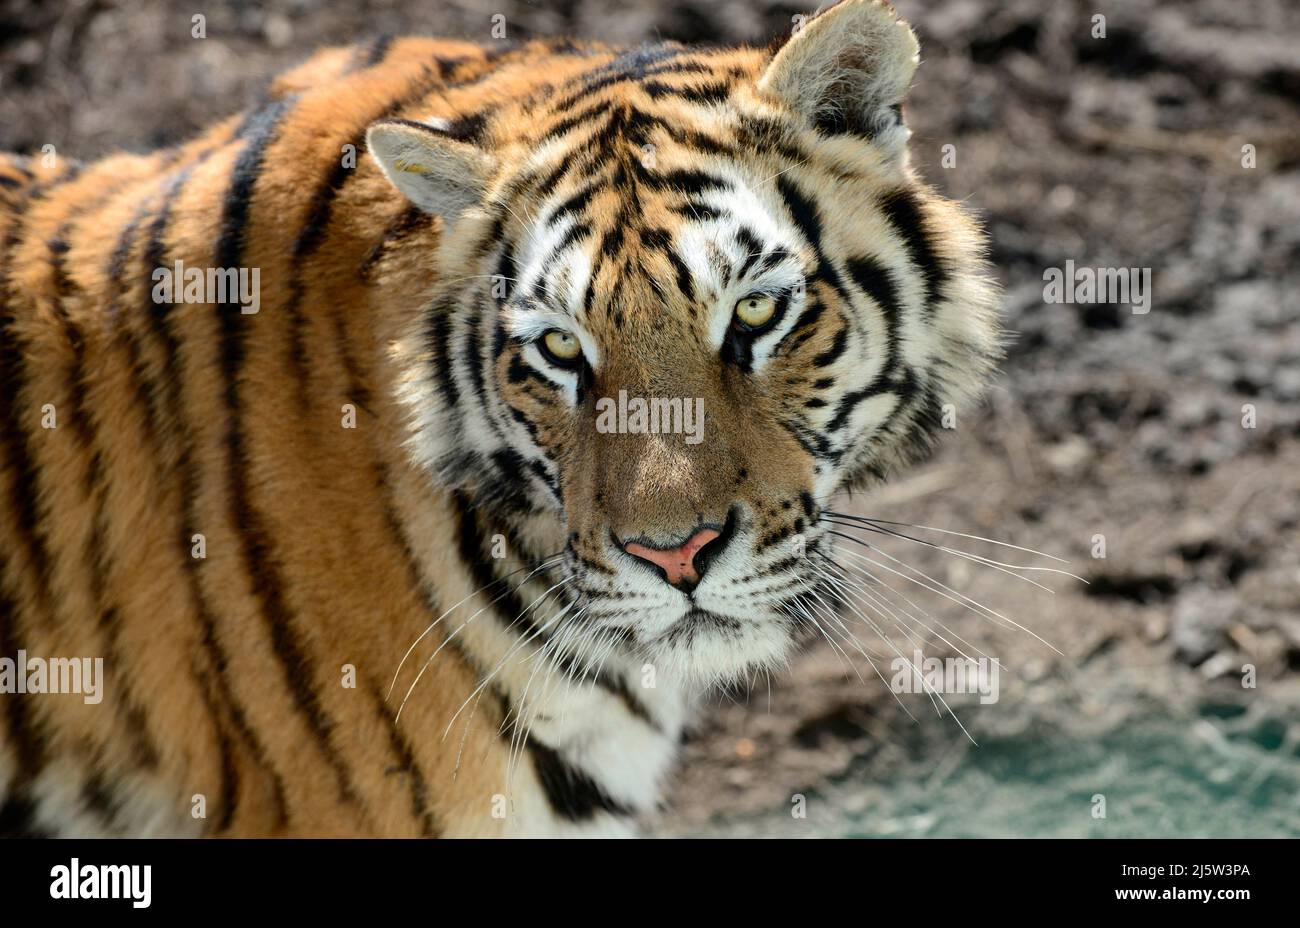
[623,528,721,590]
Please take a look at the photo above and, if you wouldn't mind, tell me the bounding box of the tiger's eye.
[542,329,581,362]
[733,295,777,329]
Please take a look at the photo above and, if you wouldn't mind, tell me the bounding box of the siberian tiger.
[0,0,999,837]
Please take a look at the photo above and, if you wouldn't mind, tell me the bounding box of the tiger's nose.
[621,526,725,593]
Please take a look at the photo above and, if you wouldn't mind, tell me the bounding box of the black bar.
[0,837,1285,914]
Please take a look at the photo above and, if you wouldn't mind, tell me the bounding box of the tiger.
[0,0,999,837]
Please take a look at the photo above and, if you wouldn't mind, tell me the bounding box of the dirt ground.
[3,0,1297,836]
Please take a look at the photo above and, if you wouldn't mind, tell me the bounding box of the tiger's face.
[369,1,1000,684]
[497,162,837,683]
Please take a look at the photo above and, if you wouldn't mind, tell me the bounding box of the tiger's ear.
[366,118,496,224]
[759,0,920,157]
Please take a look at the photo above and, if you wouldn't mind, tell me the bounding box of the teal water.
[691,707,1300,838]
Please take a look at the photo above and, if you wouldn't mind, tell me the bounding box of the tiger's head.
[367,0,1000,685]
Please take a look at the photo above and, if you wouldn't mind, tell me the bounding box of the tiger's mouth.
[665,607,743,637]
[551,496,836,684]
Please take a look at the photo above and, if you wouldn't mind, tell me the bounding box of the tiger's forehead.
[508,156,808,338]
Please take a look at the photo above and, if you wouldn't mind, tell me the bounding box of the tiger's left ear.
[759,0,920,158]
[366,118,496,225]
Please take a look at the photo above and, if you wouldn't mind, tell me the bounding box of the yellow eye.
[541,329,582,364]
[733,294,777,329]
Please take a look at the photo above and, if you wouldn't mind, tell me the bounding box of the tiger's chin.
[637,606,798,688]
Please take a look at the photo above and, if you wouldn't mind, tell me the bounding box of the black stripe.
[844,254,902,374]
[776,174,823,250]
[0,171,88,811]
[358,204,429,279]
[106,207,165,462]
[527,739,634,822]
[440,110,491,143]
[137,152,291,829]
[776,173,858,321]
[295,61,452,264]
[292,156,355,259]
[53,186,166,774]
[466,303,509,447]
[372,457,515,762]
[878,188,947,314]
[640,167,729,196]
[826,362,917,438]
[0,182,64,616]
[547,221,588,258]
[526,158,576,201]
[774,298,825,356]
[639,226,670,251]
[214,95,362,809]
[826,384,879,434]
[96,608,162,768]
[597,224,625,261]
[47,232,74,305]
[428,308,461,411]
[640,79,731,105]
[780,416,835,461]
[812,325,849,368]
[0,550,47,790]
[2,156,36,181]
[142,162,205,451]
[80,763,127,829]
[190,590,291,830]
[294,58,450,416]
[331,309,374,417]
[733,227,763,279]
[368,682,440,837]
[191,661,241,832]
[665,248,695,303]
[215,98,297,272]
[670,201,721,222]
[353,34,395,72]
[676,127,739,159]
[453,493,538,632]
[452,495,660,731]
[541,100,612,142]
[738,114,809,165]
[547,181,599,225]
[845,255,902,324]
[639,226,695,302]
[820,256,913,438]
[0,793,47,838]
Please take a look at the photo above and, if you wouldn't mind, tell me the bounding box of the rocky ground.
[3,0,1297,837]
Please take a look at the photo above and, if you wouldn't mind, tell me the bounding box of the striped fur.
[0,2,999,837]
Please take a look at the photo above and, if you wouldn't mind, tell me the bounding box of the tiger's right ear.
[366,118,496,224]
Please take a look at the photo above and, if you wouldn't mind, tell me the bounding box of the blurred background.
[2,0,1297,836]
